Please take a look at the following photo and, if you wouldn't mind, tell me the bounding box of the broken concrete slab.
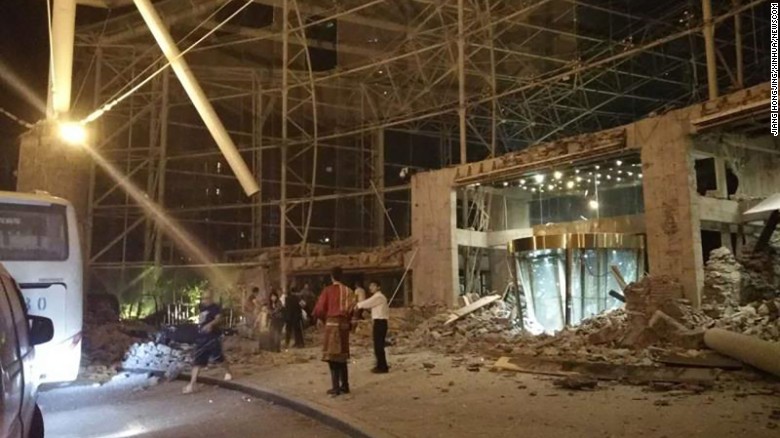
[493,355,717,386]
[648,310,706,349]
[444,294,502,325]
[653,352,743,370]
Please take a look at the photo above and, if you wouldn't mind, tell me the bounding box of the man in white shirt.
[356,280,390,373]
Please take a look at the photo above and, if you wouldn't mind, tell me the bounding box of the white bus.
[0,190,83,382]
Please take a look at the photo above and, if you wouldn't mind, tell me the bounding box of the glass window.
[0,203,68,261]
[518,249,566,330]
[0,282,20,366]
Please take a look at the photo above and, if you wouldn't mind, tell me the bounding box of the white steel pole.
[51,0,77,116]
[133,0,260,197]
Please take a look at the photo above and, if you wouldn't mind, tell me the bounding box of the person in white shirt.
[356,280,390,373]
[354,282,367,319]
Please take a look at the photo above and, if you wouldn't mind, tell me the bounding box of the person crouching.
[313,266,356,396]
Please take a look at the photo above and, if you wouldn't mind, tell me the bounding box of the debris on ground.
[391,243,779,374]
[82,322,152,366]
[121,342,190,380]
[553,375,598,391]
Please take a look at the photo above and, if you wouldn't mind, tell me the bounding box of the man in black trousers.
[283,289,305,348]
[356,280,390,373]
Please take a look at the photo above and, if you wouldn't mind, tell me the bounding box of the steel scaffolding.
[71,0,771,292]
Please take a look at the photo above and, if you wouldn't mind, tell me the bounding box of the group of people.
[183,266,391,397]
[262,286,309,351]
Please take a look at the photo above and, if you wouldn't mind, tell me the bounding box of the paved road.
[38,374,348,438]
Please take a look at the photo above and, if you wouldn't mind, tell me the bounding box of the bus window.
[0,204,68,261]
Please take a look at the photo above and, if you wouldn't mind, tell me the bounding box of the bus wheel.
[29,404,44,438]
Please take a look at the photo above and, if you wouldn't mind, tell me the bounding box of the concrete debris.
[737,234,780,303]
[396,299,524,356]
[466,363,482,372]
[647,311,705,350]
[553,376,598,391]
[394,266,779,373]
[79,365,119,382]
[83,322,152,366]
[702,247,743,310]
[121,342,189,380]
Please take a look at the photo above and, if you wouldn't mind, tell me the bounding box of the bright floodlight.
[58,122,88,145]
[533,174,545,183]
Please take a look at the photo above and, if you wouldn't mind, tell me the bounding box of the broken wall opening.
[511,233,645,333]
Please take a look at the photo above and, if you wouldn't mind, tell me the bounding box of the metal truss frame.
[73,0,772,292]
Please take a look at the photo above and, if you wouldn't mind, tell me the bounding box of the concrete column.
[17,123,90,243]
[411,168,459,307]
[488,248,511,295]
[632,116,704,307]
[372,128,385,246]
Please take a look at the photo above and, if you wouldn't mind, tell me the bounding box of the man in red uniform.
[313,266,356,396]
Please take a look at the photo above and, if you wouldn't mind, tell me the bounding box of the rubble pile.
[398,301,528,355]
[82,322,143,366]
[122,342,190,379]
[738,239,780,303]
[702,247,743,310]
[708,298,780,341]
[395,272,779,366]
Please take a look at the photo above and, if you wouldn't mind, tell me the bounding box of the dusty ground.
[194,335,780,438]
[39,373,346,438]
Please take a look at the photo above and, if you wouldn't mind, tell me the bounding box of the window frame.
[0,202,69,261]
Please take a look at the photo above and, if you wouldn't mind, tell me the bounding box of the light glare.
[58,122,88,145]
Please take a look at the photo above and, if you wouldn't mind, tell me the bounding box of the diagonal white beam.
[50,0,77,116]
[133,0,259,197]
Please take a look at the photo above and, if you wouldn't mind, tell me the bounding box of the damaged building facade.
[10,0,776,333]
[412,83,776,333]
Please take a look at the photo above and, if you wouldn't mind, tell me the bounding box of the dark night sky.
[0,0,49,190]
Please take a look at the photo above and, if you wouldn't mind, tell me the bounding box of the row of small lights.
[473,160,642,192]
[469,160,644,211]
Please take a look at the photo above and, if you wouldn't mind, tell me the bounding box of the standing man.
[313,267,355,396]
[283,288,305,348]
[299,283,316,326]
[357,280,390,373]
[183,291,233,394]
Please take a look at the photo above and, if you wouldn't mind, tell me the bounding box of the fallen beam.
[653,352,743,370]
[493,355,717,385]
[491,357,579,378]
[444,294,501,325]
[703,328,780,378]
